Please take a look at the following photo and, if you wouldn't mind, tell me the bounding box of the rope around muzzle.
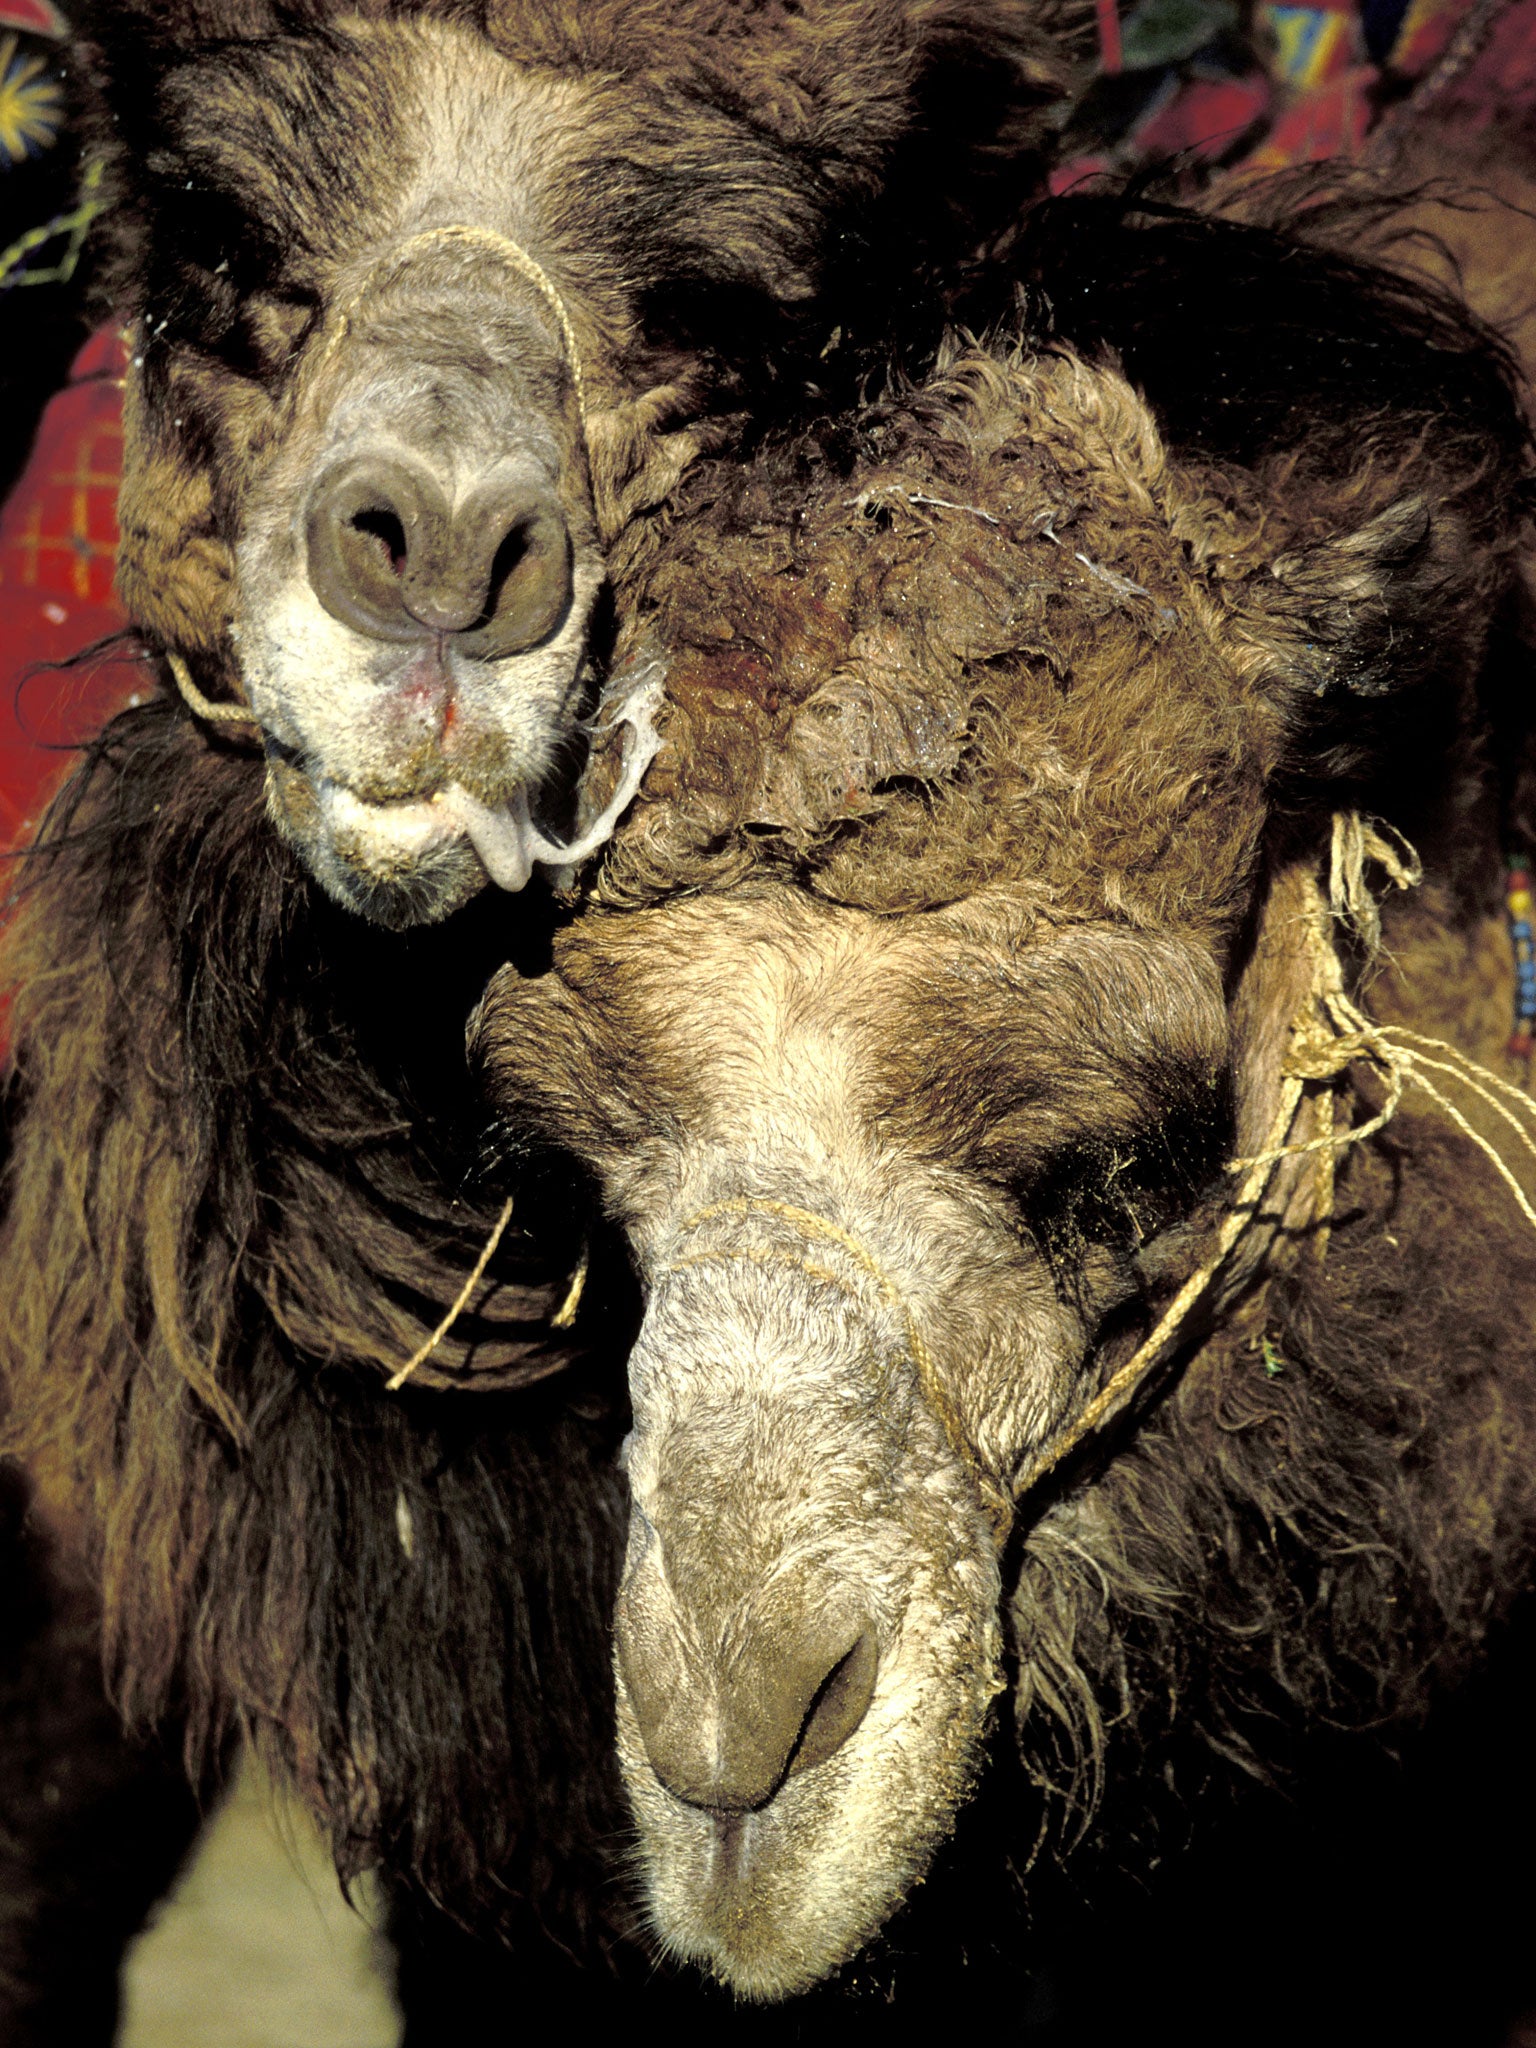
[163,221,588,738]
[317,222,588,430]
[389,813,1536,1507]
[663,1196,1015,1531]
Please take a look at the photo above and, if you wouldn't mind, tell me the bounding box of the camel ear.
[1261,492,1478,701]
[903,0,1095,154]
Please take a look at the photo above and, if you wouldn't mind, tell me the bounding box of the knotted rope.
[164,220,587,738]
[1013,813,1536,1501]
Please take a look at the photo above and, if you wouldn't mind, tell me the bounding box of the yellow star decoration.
[0,33,62,165]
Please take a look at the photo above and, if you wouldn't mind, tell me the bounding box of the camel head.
[474,341,1508,1994]
[79,0,1085,924]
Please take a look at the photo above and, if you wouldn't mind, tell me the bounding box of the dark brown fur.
[4,188,1535,2002]
[0,716,642,1961]
[472,205,1536,1989]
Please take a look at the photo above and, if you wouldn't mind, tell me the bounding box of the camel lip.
[316,775,464,855]
[707,1807,759,1888]
[309,662,665,891]
[315,774,549,892]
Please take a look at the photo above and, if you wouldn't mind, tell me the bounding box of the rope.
[386,1197,515,1391]
[165,650,263,735]
[667,1195,1011,1528]
[1010,1075,1305,1500]
[317,223,586,429]
[550,1238,590,1329]
[1013,813,1536,1503]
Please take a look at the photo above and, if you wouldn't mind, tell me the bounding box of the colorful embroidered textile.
[0,324,139,856]
[1055,0,1533,182]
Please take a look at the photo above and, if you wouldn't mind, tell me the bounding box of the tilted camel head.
[482,885,1235,1993]
[474,342,1510,1996]
[79,0,1085,924]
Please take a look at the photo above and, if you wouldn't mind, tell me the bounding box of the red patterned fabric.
[1430,0,1536,119]
[0,324,140,855]
[0,2,68,34]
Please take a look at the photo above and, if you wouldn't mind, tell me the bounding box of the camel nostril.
[349,505,408,574]
[305,455,573,657]
[483,517,533,616]
[447,488,573,660]
[305,455,444,646]
[787,1626,879,1782]
[618,1589,880,1816]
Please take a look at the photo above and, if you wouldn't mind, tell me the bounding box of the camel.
[473,296,1536,1992]
[73,0,1087,924]
[4,165,1536,2023]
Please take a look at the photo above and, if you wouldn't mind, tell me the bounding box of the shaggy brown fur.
[3,187,1534,2005]
[0,716,641,1961]
[586,345,1505,920]
[71,0,1090,657]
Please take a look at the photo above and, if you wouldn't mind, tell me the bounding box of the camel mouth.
[259,756,485,926]
[261,661,664,923]
[616,1592,1001,2002]
[604,1226,1008,2003]
[232,406,610,925]
[315,775,554,894]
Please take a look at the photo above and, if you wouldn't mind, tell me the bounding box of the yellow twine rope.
[318,222,586,428]
[550,1237,590,1329]
[165,649,262,734]
[163,222,586,738]
[1014,813,1536,1501]
[1009,1076,1307,1500]
[386,1196,515,1391]
[667,1195,1012,1523]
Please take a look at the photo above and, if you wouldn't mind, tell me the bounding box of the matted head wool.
[4,184,1535,2003]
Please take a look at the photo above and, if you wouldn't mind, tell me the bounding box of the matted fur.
[0,712,641,1954]
[3,188,1535,1989]
[55,0,1095,928]
[1012,1116,1536,1833]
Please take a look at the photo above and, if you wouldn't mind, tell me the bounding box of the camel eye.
[1015,1117,1226,1277]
